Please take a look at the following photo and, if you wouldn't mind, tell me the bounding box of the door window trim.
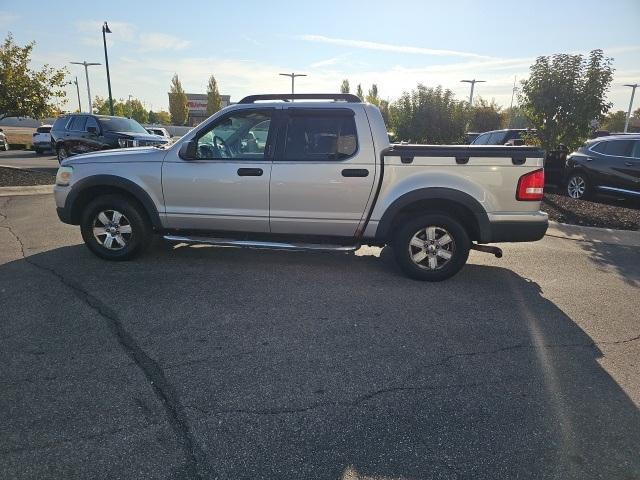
[190,108,277,162]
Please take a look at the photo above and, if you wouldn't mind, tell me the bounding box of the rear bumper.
[485,212,548,243]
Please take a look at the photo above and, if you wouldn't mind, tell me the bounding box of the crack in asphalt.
[0,206,209,479]
[184,378,514,417]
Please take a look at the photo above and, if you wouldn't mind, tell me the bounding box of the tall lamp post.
[102,22,114,115]
[73,76,82,112]
[623,83,638,133]
[279,72,307,96]
[70,61,101,113]
[460,79,486,105]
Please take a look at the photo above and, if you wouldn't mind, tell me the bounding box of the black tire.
[80,194,152,261]
[392,214,471,281]
[34,148,41,155]
[57,144,69,163]
[566,171,590,199]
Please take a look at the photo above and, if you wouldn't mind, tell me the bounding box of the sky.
[1,0,639,114]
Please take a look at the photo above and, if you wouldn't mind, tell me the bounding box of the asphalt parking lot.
[1,194,639,479]
[0,150,59,173]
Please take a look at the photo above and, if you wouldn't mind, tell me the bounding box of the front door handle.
[342,168,369,177]
[237,168,263,176]
[625,162,633,167]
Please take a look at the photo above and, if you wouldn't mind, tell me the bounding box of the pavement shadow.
[2,243,639,479]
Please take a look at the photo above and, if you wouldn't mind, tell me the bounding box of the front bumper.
[54,185,75,225]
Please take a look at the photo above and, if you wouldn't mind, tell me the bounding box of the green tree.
[366,84,380,106]
[155,110,171,125]
[633,107,640,119]
[206,75,221,116]
[0,33,68,120]
[148,110,158,124]
[125,98,148,123]
[169,74,188,125]
[356,84,364,101]
[519,49,614,151]
[340,79,350,94]
[468,97,502,132]
[501,106,532,129]
[601,110,627,132]
[389,84,467,144]
[379,99,390,126]
[93,96,126,117]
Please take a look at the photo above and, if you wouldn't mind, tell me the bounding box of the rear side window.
[472,132,490,144]
[283,111,358,161]
[52,117,68,130]
[593,140,634,156]
[604,139,633,157]
[36,126,51,133]
[68,116,87,131]
[85,116,99,132]
[632,141,640,159]
[487,131,507,145]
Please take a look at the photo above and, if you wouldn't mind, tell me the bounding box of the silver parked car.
[54,93,547,281]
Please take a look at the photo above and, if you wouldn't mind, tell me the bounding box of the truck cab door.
[161,108,276,232]
[269,106,376,237]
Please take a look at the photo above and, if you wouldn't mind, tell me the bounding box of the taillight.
[516,169,545,201]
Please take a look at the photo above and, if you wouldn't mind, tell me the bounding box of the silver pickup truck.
[54,93,547,281]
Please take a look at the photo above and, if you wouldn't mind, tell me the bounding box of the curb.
[546,221,640,247]
[0,185,54,197]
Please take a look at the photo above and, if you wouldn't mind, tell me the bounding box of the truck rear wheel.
[392,214,470,281]
[80,194,152,261]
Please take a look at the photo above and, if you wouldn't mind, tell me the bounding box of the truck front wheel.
[80,194,152,261]
[392,214,470,281]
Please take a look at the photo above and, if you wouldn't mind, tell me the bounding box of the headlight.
[55,166,73,186]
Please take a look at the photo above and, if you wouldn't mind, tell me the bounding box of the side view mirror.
[179,139,198,159]
[87,126,98,135]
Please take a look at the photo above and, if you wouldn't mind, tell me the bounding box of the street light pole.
[460,79,486,105]
[623,83,638,133]
[279,72,307,97]
[102,21,114,116]
[73,76,82,112]
[71,61,101,113]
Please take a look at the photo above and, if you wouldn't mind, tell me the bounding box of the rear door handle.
[341,168,369,177]
[625,162,633,167]
[237,168,263,176]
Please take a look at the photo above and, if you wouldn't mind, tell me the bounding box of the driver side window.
[196,110,272,159]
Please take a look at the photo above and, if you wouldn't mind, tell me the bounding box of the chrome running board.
[163,235,359,252]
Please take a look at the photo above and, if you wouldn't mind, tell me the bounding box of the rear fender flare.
[375,187,491,242]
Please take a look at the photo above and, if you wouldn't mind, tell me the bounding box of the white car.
[0,128,8,150]
[146,127,171,139]
[32,125,53,154]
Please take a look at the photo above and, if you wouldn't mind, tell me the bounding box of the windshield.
[98,117,148,134]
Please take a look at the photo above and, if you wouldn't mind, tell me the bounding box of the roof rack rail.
[238,93,362,104]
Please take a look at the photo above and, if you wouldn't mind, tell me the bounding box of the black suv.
[564,135,640,199]
[471,128,536,146]
[51,114,169,163]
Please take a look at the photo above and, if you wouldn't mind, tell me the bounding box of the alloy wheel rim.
[568,176,586,198]
[58,148,67,160]
[92,209,132,250]
[408,226,455,270]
